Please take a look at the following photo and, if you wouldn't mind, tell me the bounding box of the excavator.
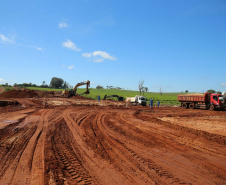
[62,80,90,97]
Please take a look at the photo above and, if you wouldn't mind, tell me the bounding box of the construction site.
[0,88,226,185]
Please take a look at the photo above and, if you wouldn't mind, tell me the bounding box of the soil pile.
[0,90,39,98]
[36,91,55,98]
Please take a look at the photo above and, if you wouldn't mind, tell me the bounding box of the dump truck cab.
[210,94,224,108]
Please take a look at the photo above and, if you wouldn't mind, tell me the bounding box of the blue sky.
[0,0,226,92]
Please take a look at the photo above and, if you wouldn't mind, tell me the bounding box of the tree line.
[1,77,73,89]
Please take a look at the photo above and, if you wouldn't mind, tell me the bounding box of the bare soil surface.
[0,90,226,185]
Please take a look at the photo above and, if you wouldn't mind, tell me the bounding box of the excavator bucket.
[84,90,90,94]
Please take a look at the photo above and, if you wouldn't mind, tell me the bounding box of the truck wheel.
[182,103,187,108]
[209,104,214,111]
[189,103,195,109]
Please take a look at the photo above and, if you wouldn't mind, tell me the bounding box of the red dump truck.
[177,92,225,110]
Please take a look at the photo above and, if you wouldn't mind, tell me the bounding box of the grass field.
[76,88,181,106]
[2,86,184,106]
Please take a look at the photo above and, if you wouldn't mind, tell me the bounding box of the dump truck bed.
[177,94,205,102]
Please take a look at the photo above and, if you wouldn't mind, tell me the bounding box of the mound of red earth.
[36,91,56,98]
[0,89,39,98]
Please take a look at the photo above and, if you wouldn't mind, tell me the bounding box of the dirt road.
[0,94,226,184]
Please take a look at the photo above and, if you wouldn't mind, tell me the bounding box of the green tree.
[185,90,188,93]
[216,91,222,94]
[50,77,64,89]
[207,89,216,93]
[62,81,70,89]
[96,85,103,90]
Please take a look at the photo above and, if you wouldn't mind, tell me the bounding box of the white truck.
[125,95,147,106]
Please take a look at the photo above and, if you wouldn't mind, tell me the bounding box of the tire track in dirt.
[0,109,54,185]
[134,110,226,145]
[0,120,37,180]
[0,103,226,184]
[63,108,134,185]
[100,109,226,184]
[9,109,51,185]
[97,111,190,184]
[131,110,226,181]
[44,109,96,184]
[128,111,226,158]
[96,112,169,184]
[131,110,226,179]
[52,120,93,184]
[30,109,55,185]
[70,108,190,184]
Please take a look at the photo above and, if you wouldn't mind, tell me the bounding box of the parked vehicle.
[223,92,226,105]
[103,94,124,101]
[125,95,147,106]
[177,92,225,110]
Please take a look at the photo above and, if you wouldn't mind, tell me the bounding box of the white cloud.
[82,50,116,63]
[0,33,43,51]
[0,33,15,44]
[68,65,75,70]
[59,22,68,28]
[36,47,43,51]
[63,40,81,52]
[0,78,6,83]
[62,64,75,70]
[221,83,226,87]
[31,46,43,51]
[93,51,116,60]
[82,53,92,58]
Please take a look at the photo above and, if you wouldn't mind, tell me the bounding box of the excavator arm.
[72,80,90,94]
[62,80,90,97]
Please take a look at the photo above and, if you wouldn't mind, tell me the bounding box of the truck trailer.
[177,92,225,110]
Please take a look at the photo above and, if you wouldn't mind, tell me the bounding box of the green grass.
[77,88,181,106]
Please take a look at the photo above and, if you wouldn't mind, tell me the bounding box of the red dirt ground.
[0,90,226,185]
[0,87,5,93]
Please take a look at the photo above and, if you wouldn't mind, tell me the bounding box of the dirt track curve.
[0,92,226,184]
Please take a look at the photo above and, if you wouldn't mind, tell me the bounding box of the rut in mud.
[0,96,226,184]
